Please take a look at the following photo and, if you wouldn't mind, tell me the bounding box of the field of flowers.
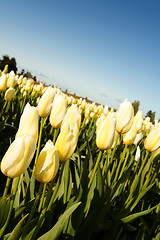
[0,66,160,240]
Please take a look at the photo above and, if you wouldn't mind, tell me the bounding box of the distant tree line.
[0,55,37,81]
[0,55,158,122]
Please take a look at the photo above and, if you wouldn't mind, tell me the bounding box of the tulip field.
[0,66,160,240]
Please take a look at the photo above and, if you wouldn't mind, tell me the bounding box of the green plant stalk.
[114,144,127,183]
[118,149,129,180]
[79,117,86,135]
[33,117,45,170]
[102,149,110,177]
[53,128,59,145]
[125,150,149,205]
[20,94,27,114]
[3,177,11,198]
[43,178,56,209]
[38,183,47,212]
[109,133,119,167]
[30,163,65,240]
[88,150,103,188]
[20,182,44,240]
[63,159,70,204]
[0,176,20,238]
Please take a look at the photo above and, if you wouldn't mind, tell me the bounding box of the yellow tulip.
[133,132,143,145]
[61,104,81,129]
[37,86,56,117]
[144,126,160,152]
[133,111,143,133]
[7,71,16,88]
[123,123,137,145]
[34,140,59,183]
[16,103,39,144]
[55,120,80,162]
[4,87,15,101]
[116,99,134,134]
[0,73,7,91]
[96,114,116,150]
[50,93,67,128]
[1,135,36,178]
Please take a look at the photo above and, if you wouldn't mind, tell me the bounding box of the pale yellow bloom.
[144,126,160,152]
[123,123,137,145]
[96,114,116,150]
[0,73,7,91]
[135,146,141,161]
[34,140,59,183]
[50,93,67,128]
[16,103,39,144]
[133,111,143,133]
[116,99,134,134]
[4,87,15,101]
[7,71,16,88]
[37,86,56,117]
[133,132,143,145]
[1,135,36,178]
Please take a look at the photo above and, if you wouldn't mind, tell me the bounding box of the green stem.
[33,117,44,170]
[0,176,19,238]
[53,128,59,145]
[20,94,27,114]
[118,149,129,180]
[38,183,47,212]
[109,133,119,168]
[114,144,127,183]
[30,163,65,240]
[102,149,110,177]
[20,183,44,240]
[88,150,103,188]
[137,150,149,179]
[3,177,11,198]
[63,159,70,204]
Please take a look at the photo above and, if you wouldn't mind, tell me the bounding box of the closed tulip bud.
[144,126,160,152]
[111,130,120,149]
[1,135,36,178]
[116,99,134,134]
[55,120,80,162]
[135,146,141,162]
[50,93,67,128]
[0,73,7,91]
[37,86,56,117]
[34,140,59,183]
[133,132,143,145]
[96,114,116,150]
[16,103,39,144]
[3,65,8,74]
[123,123,137,145]
[62,104,81,130]
[7,71,16,88]
[133,111,143,133]
[4,87,15,101]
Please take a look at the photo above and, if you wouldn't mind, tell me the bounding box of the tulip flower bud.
[3,65,8,74]
[50,93,67,128]
[0,73,7,91]
[62,104,81,130]
[96,114,116,150]
[133,111,143,133]
[4,87,15,101]
[144,126,160,152]
[1,135,36,178]
[34,140,59,183]
[111,130,120,149]
[7,71,16,88]
[55,121,79,162]
[123,123,137,145]
[37,86,56,117]
[16,103,39,144]
[133,132,143,145]
[135,146,141,162]
[116,99,134,134]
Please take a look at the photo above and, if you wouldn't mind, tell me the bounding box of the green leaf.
[0,197,10,228]
[121,203,160,223]
[37,202,81,240]
[7,214,29,240]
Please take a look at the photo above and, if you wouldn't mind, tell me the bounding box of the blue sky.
[0,0,160,119]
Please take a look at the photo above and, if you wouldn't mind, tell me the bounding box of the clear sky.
[0,0,160,119]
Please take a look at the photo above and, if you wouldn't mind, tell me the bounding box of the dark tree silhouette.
[132,100,140,115]
[0,55,17,73]
[145,110,156,124]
